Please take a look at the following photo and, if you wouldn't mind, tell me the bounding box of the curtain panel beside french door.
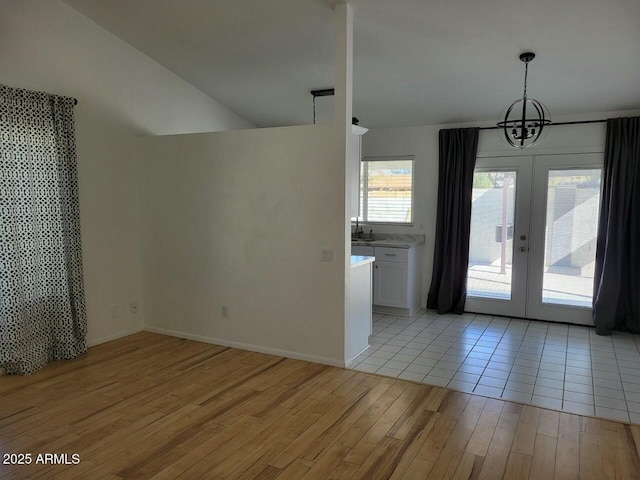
[593,117,640,334]
[427,127,479,314]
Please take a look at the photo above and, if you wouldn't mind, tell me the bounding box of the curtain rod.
[478,119,606,130]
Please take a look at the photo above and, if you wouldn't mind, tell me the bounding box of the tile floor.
[348,310,640,424]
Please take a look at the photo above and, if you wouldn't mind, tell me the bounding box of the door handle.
[519,246,529,252]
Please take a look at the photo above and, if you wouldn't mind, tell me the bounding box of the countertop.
[350,255,375,268]
[351,234,425,249]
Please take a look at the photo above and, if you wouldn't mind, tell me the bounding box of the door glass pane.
[467,171,516,300]
[542,169,602,307]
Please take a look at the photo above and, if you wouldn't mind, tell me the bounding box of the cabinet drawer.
[374,247,408,263]
[352,245,374,256]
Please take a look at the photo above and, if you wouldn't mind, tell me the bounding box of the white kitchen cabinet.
[373,260,408,308]
[349,125,368,218]
[346,255,375,365]
[372,245,422,315]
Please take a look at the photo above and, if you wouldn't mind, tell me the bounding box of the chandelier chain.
[523,61,529,99]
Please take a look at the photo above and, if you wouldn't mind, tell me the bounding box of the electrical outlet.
[110,305,120,318]
[222,306,229,318]
[130,301,139,314]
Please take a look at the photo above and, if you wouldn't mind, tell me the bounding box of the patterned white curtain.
[0,84,86,375]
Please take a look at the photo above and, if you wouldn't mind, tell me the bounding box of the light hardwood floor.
[1,332,640,479]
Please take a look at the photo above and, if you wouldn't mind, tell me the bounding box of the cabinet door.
[373,260,408,308]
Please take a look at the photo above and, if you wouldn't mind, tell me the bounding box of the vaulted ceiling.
[64,0,640,128]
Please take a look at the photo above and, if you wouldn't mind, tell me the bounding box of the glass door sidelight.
[466,153,603,325]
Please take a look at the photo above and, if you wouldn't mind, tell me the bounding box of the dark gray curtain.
[427,128,479,313]
[0,84,86,374]
[593,116,640,335]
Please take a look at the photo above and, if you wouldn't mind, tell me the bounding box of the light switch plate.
[321,248,334,262]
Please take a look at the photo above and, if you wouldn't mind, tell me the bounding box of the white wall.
[136,125,347,365]
[0,0,253,345]
[363,109,640,308]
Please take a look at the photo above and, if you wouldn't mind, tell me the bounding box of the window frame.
[354,155,415,226]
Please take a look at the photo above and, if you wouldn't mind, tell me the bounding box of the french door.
[465,153,603,325]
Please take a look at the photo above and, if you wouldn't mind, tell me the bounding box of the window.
[355,156,414,224]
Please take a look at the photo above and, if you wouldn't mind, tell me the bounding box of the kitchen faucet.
[354,218,363,239]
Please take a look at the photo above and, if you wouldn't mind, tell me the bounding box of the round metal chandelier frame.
[496,52,552,149]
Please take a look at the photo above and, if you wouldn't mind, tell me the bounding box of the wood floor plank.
[400,458,434,479]
[414,412,457,463]
[554,412,580,480]
[502,451,531,480]
[510,405,541,456]
[529,433,557,480]
[380,408,435,479]
[630,425,640,459]
[299,445,351,480]
[279,368,354,410]
[476,403,521,480]
[272,458,314,480]
[300,380,392,463]
[466,398,504,457]
[268,383,370,469]
[538,409,560,438]
[415,392,472,463]
[425,396,485,479]
[174,415,281,479]
[580,431,605,480]
[623,425,640,479]
[0,332,638,480]
[337,381,408,449]
[323,460,361,480]
[344,384,423,465]
[349,435,405,480]
[451,452,483,480]
[387,385,435,441]
[212,405,324,479]
[601,420,640,480]
[386,410,437,480]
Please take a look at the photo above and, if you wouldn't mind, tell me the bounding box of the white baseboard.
[143,326,345,368]
[87,326,145,347]
[373,305,424,316]
[345,344,371,367]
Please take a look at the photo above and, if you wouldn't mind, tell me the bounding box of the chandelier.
[497,52,551,149]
